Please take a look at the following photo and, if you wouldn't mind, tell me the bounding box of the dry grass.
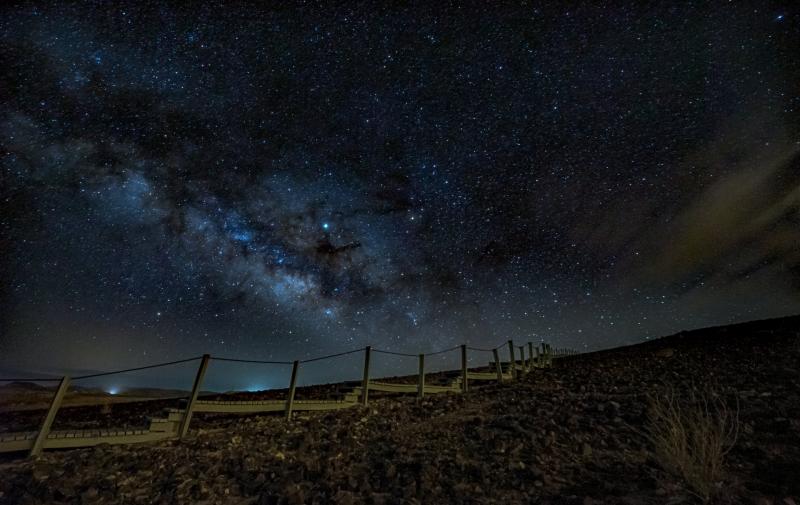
[646,387,739,502]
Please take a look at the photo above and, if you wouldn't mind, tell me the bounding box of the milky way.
[1,2,798,389]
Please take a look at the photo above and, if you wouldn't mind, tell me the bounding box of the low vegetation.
[646,387,739,502]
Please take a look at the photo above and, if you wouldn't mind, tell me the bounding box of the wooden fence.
[0,341,578,456]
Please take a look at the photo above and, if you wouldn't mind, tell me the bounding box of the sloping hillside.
[1,316,798,504]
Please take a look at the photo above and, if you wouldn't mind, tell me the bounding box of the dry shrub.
[646,387,739,502]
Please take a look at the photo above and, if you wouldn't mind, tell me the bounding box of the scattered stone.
[655,348,675,358]
[0,319,798,503]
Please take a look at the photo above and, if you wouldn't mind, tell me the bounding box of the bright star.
[322,222,330,230]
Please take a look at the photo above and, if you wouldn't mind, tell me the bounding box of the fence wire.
[71,356,203,380]
[0,377,61,382]
[3,340,568,382]
[299,347,364,364]
[467,346,497,352]
[212,357,293,365]
[424,345,461,356]
[372,348,418,357]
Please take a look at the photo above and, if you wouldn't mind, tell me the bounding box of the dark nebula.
[1,2,798,390]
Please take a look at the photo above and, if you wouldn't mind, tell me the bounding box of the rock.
[1,318,797,505]
[656,348,675,358]
[284,484,305,505]
[333,489,357,505]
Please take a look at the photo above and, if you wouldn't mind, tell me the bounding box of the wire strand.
[372,349,418,357]
[0,377,62,382]
[466,346,497,352]
[300,347,364,364]
[424,345,461,356]
[72,356,203,380]
[212,357,293,365]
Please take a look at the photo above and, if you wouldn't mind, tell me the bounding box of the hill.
[0,315,798,504]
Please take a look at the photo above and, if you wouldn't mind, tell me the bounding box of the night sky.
[1,2,799,391]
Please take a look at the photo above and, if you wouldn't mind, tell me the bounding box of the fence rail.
[0,340,578,456]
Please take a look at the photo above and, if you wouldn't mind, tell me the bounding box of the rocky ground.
[0,316,798,504]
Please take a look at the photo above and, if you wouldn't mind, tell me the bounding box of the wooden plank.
[193,398,359,414]
[493,348,503,382]
[31,375,70,457]
[148,418,176,433]
[461,345,468,393]
[366,382,418,393]
[179,354,210,439]
[292,400,357,412]
[285,360,299,420]
[466,372,497,380]
[43,430,173,450]
[507,341,516,380]
[0,439,33,453]
[193,401,285,414]
[420,384,461,394]
[528,342,534,369]
[361,346,371,406]
[417,354,425,399]
[352,384,441,395]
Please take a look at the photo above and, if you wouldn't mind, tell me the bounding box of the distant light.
[322,222,330,230]
[776,14,785,21]
[108,388,118,395]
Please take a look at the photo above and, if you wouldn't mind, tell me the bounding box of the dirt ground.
[1,316,798,504]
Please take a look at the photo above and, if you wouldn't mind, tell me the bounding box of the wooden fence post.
[417,354,425,399]
[528,342,534,369]
[519,345,526,373]
[285,360,299,419]
[507,340,516,379]
[361,346,371,406]
[493,348,503,382]
[30,375,70,457]
[534,345,540,368]
[179,354,210,439]
[461,344,468,393]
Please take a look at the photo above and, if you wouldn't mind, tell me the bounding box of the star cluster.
[1,2,798,389]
